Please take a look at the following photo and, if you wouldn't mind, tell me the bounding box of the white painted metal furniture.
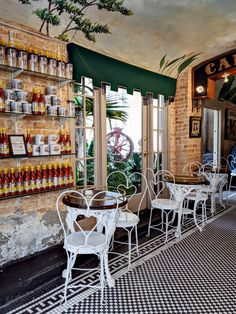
[146,169,179,242]
[56,190,119,304]
[166,182,205,238]
[106,171,147,267]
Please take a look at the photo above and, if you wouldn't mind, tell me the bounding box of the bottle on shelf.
[38,90,46,115]
[9,167,17,196]
[31,88,39,115]
[47,164,53,190]
[65,130,72,154]
[63,162,69,186]
[23,166,31,194]
[57,48,65,78]
[68,162,74,186]
[0,39,6,65]
[0,128,3,157]
[58,163,64,187]
[26,128,33,156]
[35,165,42,192]
[16,166,24,195]
[41,165,49,191]
[59,128,66,154]
[29,166,36,193]
[0,81,6,113]
[52,163,59,189]
[2,128,9,157]
[0,169,3,198]
[3,168,10,197]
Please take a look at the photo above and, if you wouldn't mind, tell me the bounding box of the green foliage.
[159,52,202,78]
[17,0,133,41]
[218,76,236,104]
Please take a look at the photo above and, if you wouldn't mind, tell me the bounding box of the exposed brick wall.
[169,68,202,174]
[0,19,74,265]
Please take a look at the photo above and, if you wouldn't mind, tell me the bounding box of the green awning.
[67,43,176,100]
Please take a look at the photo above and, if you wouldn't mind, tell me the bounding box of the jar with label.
[39,50,48,74]
[48,53,57,76]
[0,40,6,65]
[28,48,38,72]
[17,47,28,70]
[6,42,17,67]
[57,58,65,77]
[65,63,73,79]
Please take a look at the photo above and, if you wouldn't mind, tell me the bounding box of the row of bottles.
[0,38,73,79]
[0,162,73,198]
[0,128,72,158]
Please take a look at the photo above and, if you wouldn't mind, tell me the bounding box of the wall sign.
[192,49,236,99]
[189,116,202,138]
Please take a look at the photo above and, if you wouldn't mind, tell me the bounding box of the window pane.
[86,129,95,157]
[86,98,94,127]
[86,159,95,185]
[75,96,84,127]
[75,128,84,158]
[76,160,85,186]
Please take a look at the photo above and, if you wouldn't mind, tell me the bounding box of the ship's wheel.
[106,127,134,162]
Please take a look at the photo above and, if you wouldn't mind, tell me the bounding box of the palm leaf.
[159,54,167,71]
[176,53,202,77]
[162,55,185,71]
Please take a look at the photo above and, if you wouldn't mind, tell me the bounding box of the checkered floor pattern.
[3,203,236,314]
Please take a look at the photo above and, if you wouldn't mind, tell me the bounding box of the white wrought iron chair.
[146,168,179,242]
[166,182,205,238]
[106,171,147,268]
[56,190,119,304]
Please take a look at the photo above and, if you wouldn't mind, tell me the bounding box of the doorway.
[203,107,221,165]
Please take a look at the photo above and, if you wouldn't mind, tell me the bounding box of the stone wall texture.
[0,20,74,266]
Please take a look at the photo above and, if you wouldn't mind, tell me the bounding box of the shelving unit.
[0,153,75,160]
[0,111,75,119]
[0,185,75,201]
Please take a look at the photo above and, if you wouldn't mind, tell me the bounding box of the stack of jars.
[0,39,73,79]
[0,162,74,198]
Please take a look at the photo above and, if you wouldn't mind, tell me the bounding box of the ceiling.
[0,0,236,75]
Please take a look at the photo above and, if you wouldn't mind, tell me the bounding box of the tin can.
[48,58,57,76]
[6,47,17,67]
[57,106,65,116]
[67,100,75,117]
[65,63,73,79]
[5,100,11,112]
[17,50,28,69]
[10,101,18,112]
[4,89,16,100]
[11,79,23,90]
[28,53,38,72]
[57,60,65,77]
[0,44,5,65]
[39,55,48,74]
[22,102,32,114]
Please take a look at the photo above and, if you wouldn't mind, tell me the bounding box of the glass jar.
[28,49,39,72]
[17,49,28,70]
[65,63,73,80]
[39,51,48,74]
[0,41,6,65]
[57,60,65,78]
[48,54,57,76]
[6,45,17,67]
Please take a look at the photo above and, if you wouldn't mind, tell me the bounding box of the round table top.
[62,189,127,210]
[165,174,207,185]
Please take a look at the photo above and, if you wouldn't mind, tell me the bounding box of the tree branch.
[46,0,52,36]
[59,0,98,37]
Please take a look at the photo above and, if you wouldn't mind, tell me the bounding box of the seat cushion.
[116,212,140,228]
[64,231,107,254]
[152,198,179,210]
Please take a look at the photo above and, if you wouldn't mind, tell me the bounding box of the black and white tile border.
[5,203,234,314]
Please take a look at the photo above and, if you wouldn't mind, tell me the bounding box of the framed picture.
[225,109,236,140]
[189,116,202,138]
[8,135,27,157]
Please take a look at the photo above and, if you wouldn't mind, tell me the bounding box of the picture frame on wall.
[225,109,236,140]
[189,116,202,138]
[8,135,27,157]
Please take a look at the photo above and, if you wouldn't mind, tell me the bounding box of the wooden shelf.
[0,153,75,160]
[0,185,75,202]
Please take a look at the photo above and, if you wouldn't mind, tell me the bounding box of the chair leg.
[63,251,75,304]
[165,211,170,243]
[100,252,105,305]
[147,207,154,237]
[128,230,132,268]
[229,175,232,192]
[135,225,139,256]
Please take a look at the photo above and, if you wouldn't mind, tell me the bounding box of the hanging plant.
[159,52,202,78]
[18,0,133,42]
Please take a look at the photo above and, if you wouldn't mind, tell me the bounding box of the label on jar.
[48,177,53,189]
[36,178,42,190]
[24,180,30,192]
[31,101,39,114]
[10,182,16,193]
[42,178,48,189]
[53,176,58,188]
[3,184,9,194]
[30,179,36,190]
[17,182,24,193]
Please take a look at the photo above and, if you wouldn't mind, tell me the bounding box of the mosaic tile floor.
[2,203,236,314]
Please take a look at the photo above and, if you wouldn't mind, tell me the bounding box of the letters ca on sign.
[205,54,236,76]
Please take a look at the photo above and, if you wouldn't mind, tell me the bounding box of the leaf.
[159,54,167,71]
[177,53,201,75]
[163,55,185,71]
